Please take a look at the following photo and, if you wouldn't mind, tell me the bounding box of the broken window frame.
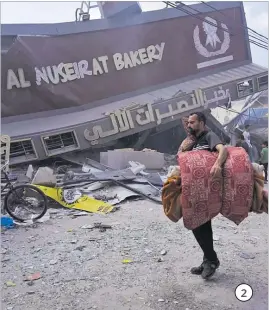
[41,131,80,156]
[257,75,268,91]
[5,138,38,165]
[236,79,254,98]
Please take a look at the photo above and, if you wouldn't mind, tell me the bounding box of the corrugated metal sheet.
[228,107,268,128]
[225,90,268,128]
[111,63,267,111]
[170,63,266,94]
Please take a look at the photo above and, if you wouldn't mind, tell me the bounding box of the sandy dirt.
[1,194,268,310]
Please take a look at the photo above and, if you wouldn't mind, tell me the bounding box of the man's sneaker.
[201,259,220,279]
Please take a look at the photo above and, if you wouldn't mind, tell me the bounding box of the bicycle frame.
[1,170,14,196]
[1,162,48,221]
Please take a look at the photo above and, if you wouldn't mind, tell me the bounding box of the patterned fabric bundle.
[178,147,253,229]
[162,176,182,223]
[251,171,268,214]
[162,139,268,230]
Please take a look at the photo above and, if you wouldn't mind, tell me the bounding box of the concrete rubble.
[51,152,165,210]
[100,149,165,170]
[31,167,57,187]
[1,201,267,310]
[1,149,268,310]
[2,149,166,219]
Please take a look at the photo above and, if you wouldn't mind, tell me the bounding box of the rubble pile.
[2,149,171,223]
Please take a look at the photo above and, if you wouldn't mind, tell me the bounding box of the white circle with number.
[235,283,253,302]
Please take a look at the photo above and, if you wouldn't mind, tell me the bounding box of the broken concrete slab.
[32,167,56,186]
[26,165,34,180]
[82,164,91,173]
[128,161,147,175]
[100,150,165,170]
[128,161,149,176]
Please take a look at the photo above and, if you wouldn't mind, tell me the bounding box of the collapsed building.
[1,1,268,166]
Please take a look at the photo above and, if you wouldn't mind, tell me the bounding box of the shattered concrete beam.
[100,149,165,170]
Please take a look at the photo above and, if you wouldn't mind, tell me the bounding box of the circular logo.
[235,283,253,302]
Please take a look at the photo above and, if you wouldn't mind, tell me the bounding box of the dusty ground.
[1,194,268,310]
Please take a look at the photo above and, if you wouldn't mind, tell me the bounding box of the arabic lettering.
[153,97,197,125]
[114,110,131,132]
[125,110,135,129]
[84,91,202,144]
[191,92,201,108]
[135,103,155,125]
[194,89,204,108]
[204,86,231,107]
[155,104,173,125]
[84,114,119,143]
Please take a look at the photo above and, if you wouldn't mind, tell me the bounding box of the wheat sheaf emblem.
[193,16,230,58]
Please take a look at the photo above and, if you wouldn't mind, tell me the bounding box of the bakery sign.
[193,16,233,69]
[2,4,249,117]
[6,42,165,90]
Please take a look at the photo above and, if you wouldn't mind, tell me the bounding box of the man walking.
[260,141,268,184]
[186,112,228,279]
[235,134,250,158]
[243,124,253,162]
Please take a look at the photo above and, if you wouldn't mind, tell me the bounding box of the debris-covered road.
[1,199,268,310]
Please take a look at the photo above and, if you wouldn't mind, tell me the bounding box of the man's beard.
[188,127,196,135]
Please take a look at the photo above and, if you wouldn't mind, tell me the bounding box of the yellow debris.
[122,259,133,264]
[34,185,114,214]
[6,281,16,287]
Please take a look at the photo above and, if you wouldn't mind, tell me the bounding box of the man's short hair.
[263,141,268,147]
[189,112,206,125]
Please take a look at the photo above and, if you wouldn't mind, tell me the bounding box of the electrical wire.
[177,1,268,45]
[172,1,268,49]
[195,1,268,45]
[162,1,268,125]
[164,1,233,35]
[218,106,267,121]
[248,40,268,50]
[164,1,268,50]
[216,103,268,132]
[201,1,268,41]
[248,36,268,46]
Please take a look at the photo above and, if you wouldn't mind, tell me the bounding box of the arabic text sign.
[203,86,233,108]
[84,90,203,144]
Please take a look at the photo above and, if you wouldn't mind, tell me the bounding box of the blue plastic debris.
[1,217,15,229]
